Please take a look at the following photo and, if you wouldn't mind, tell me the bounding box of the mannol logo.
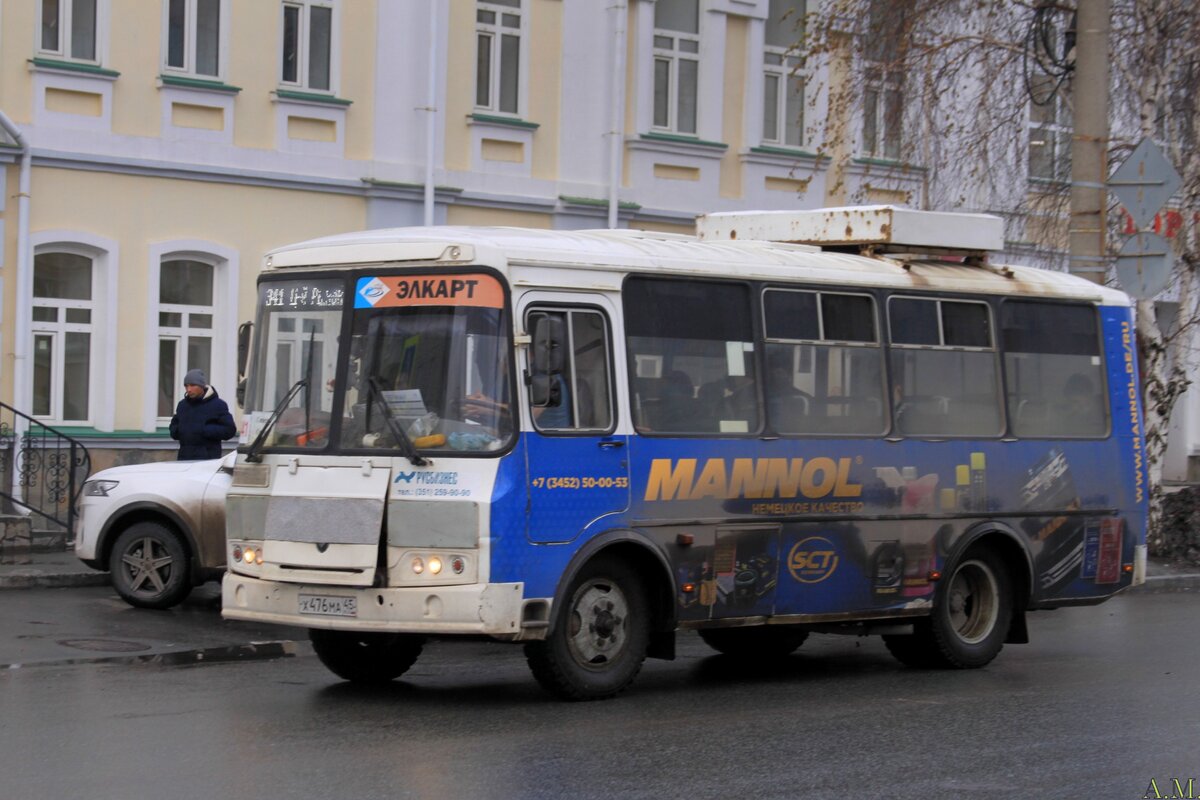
[788,537,840,583]
[643,457,862,502]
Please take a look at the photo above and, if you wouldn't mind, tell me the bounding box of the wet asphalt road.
[2,587,1198,800]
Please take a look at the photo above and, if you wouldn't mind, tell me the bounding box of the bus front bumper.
[222,573,525,635]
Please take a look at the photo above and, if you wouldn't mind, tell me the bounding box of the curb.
[2,639,302,670]
[0,571,110,590]
[1129,573,1200,593]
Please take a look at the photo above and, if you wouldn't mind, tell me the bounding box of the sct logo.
[788,537,840,584]
[358,277,389,306]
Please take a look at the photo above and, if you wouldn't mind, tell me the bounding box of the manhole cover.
[57,639,151,653]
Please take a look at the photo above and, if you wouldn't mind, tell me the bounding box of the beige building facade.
[0,0,1121,473]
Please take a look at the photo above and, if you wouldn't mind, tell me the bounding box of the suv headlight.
[82,480,119,497]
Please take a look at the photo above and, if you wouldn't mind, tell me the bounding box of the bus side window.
[888,296,1003,438]
[625,277,759,435]
[1002,301,1107,438]
[762,288,886,436]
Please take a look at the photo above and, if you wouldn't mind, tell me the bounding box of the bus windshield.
[339,300,513,453]
[245,277,345,451]
[244,272,514,455]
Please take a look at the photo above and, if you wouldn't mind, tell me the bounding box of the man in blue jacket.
[169,368,237,460]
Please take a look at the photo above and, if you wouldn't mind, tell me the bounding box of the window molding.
[29,231,119,432]
[142,240,239,433]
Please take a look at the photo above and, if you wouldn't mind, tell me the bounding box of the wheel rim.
[946,559,999,644]
[119,536,174,596]
[566,578,630,669]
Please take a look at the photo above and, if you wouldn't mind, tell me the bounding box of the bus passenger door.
[521,299,630,543]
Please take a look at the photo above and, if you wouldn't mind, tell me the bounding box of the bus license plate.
[298,594,358,618]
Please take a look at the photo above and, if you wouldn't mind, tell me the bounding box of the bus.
[222,206,1147,700]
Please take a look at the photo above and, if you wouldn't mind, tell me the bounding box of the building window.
[475,0,522,114]
[165,0,221,77]
[861,0,910,159]
[40,0,98,61]
[653,0,700,135]
[32,252,95,423]
[763,0,805,147]
[1028,75,1072,181]
[282,1,333,91]
[156,259,215,419]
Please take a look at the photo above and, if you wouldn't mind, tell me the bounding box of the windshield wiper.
[243,378,307,463]
[366,376,428,466]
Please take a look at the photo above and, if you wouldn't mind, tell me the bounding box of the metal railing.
[0,402,90,549]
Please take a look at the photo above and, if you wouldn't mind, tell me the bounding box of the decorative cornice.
[159,74,242,93]
[29,57,119,79]
[274,89,352,107]
[468,113,540,130]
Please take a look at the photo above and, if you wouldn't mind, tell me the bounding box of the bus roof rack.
[695,206,1005,262]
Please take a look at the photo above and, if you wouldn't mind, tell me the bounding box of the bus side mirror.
[236,321,252,409]
[237,322,253,377]
[530,315,565,406]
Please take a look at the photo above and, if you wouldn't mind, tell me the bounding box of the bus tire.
[698,626,809,658]
[309,629,425,684]
[109,522,192,609]
[524,557,650,701]
[884,548,1012,669]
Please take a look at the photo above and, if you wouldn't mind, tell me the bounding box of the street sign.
[1114,231,1173,299]
[1108,138,1182,229]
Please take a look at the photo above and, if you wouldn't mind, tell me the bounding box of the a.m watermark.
[1144,778,1197,799]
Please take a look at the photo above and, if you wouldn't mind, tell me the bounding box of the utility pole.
[1068,0,1109,284]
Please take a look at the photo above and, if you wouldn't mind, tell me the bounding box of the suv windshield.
[340,274,513,453]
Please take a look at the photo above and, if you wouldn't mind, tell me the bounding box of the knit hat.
[183,368,208,387]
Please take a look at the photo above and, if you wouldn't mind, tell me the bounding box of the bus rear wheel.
[309,629,425,684]
[524,557,650,701]
[884,548,1012,669]
[698,626,809,658]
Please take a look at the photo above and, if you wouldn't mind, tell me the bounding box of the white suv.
[75,452,233,608]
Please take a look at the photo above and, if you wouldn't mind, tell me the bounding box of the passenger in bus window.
[533,374,572,429]
[1059,373,1104,436]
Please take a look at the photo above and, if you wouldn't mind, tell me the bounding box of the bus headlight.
[229,540,265,571]
[394,550,474,585]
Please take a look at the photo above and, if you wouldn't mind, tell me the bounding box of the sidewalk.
[3,548,1200,592]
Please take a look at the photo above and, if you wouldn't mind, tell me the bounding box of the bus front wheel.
[884,548,1012,669]
[309,629,425,684]
[524,557,650,701]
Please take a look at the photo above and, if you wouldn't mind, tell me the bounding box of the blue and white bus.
[222,206,1147,700]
